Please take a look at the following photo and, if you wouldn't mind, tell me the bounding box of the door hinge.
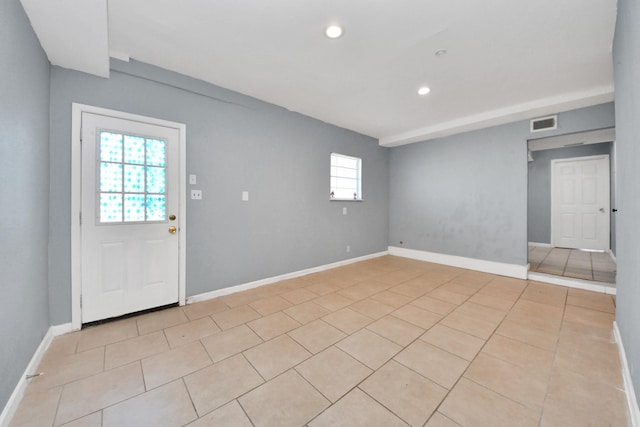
[79,211,82,226]
[79,127,83,144]
[80,294,83,308]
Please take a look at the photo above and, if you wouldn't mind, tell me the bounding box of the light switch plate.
[189,174,197,185]
[242,191,249,201]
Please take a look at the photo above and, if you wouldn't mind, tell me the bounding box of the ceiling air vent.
[530,115,557,133]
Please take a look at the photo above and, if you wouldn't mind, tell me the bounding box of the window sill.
[330,199,363,202]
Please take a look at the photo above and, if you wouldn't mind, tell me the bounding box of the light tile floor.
[10,256,628,427]
[528,245,617,284]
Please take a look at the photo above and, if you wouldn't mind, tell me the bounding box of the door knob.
[168,226,177,234]
[599,208,605,213]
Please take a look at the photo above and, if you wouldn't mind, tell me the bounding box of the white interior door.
[551,155,610,250]
[81,112,181,323]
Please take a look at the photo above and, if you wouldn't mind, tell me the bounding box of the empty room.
[2,0,639,426]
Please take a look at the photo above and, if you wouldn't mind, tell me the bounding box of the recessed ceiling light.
[435,49,447,57]
[418,86,431,95]
[325,25,343,39]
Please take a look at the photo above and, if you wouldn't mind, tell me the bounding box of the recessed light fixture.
[325,25,343,39]
[435,49,447,57]
[418,86,431,95]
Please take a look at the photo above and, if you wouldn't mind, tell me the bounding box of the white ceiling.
[21,0,617,146]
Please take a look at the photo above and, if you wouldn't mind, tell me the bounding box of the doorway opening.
[527,128,616,287]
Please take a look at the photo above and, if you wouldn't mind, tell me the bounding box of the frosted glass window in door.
[98,131,167,223]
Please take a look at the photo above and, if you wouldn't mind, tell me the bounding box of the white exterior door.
[551,155,610,250]
[80,112,181,323]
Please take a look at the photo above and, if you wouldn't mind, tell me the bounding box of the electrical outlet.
[346,245,351,253]
[191,189,203,200]
[343,207,347,215]
[242,191,249,201]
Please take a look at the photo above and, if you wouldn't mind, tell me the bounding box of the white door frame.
[71,103,187,330]
[550,154,610,250]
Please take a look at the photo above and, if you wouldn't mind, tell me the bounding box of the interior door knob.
[168,226,177,234]
[599,208,605,213]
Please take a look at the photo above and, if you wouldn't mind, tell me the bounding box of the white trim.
[0,329,52,427]
[614,321,640,427]
[528,242,553,248]
[387,246,528,279]
[0,323,73,427]
[608,249,617,263]
[527,272,616,295]
[528,127,615,152]
[50,322,75,336]
[379,86,614,147]
[187,251,388,304]
[71,103,187,329]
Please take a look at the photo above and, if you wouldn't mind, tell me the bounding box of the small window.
[330,153,362,200]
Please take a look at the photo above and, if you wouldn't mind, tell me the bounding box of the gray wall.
[0,0,51,411]
[527,142,614,249]
[389,103,615,267]
[613,0,640,407]
[48,60,389,324]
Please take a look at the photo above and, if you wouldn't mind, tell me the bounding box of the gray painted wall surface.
[48,60,389,324]
[0,0,51,410]
[613,0,640,406]
[389,103,615,267]
[527,143,613,249]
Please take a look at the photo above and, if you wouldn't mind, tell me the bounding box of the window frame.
[330,152,363,201]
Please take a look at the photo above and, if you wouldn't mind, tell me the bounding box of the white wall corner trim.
[528,242,553,248]
[0,323,73,426]
[187,251,389,304]
[614,321,640,427]
[527,272,616,295]
[387,246,528,279]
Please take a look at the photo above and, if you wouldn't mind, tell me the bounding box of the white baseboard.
[528,242,553,248]
[0,323,73,427]
[186,251,389,304]
[387,246,528,279]
[527,272,616,295]
[614,321,640,427]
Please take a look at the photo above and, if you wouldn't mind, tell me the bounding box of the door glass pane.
[146,195,166,221]
[124,194,145,222]
[146,167,165,194]
[100,132,123,162]
[100,163,123,192]
[124,135,145,165]
[147,139,166,166]
[100,193,122,222]
[124,165,145,193]
[98,131,168,224]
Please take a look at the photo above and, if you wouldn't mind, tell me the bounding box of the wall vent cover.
[530,115,558,132]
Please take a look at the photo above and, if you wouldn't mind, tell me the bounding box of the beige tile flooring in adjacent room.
[528,245,617,284]
[10,256,629,427]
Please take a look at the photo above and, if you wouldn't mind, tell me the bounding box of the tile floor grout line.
[537,291,569,427]
[180,376,200,422]
[426,279,530,424]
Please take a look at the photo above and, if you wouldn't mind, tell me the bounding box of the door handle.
[168,226,177,234]
[599,208,605,213]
